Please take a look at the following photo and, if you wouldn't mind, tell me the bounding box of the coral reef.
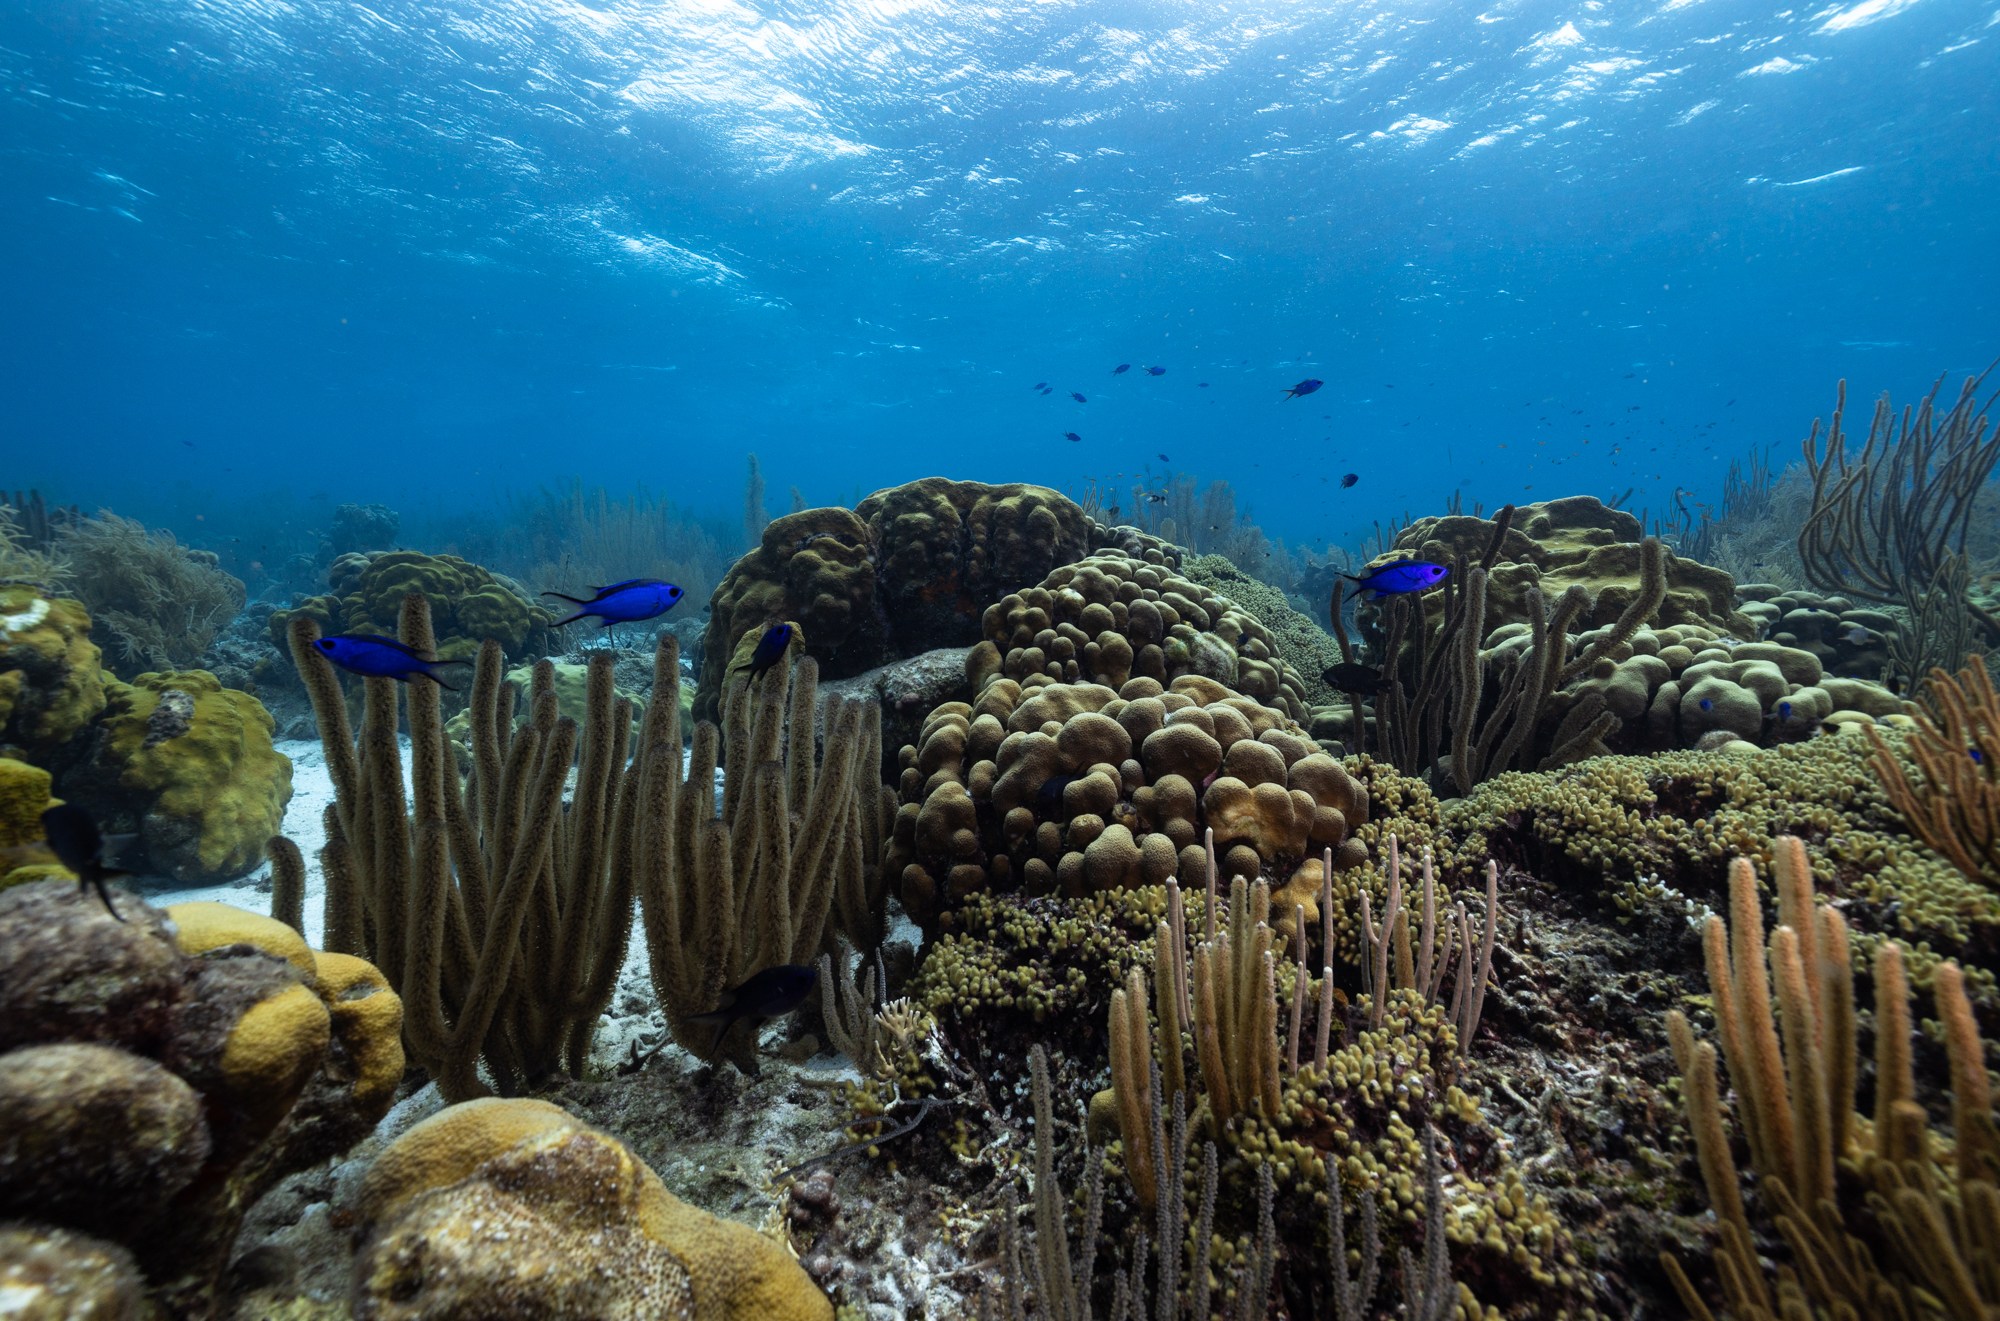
[1180,551,1345,707]
[0,881,402,1318]
[55,513,247,679]
[0,757,65,891]
[0,584,107,757]
[66,670,293,884]
[351,1098,832,1320]
[1732,582,1899,679]
[270,549,555,666]
[696,478,1122,721]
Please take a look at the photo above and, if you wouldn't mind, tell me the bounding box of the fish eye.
[315,639,333,651]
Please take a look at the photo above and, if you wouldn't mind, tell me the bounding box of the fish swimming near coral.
[1340,560,1448,599]
[40,803,131,922]
[541,578,685,629]
[735,622,796,681]
[688,964,819,1032]
[314,634,471,688]
[1322,661,1390,696]
[1284,379,1323,399]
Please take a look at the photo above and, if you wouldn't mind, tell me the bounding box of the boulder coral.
[1385,495,1756,638]
[0,882,403,1319]
[0,757,65,891]
[269,549,555,666]
[0,584,107,757]
[697,478,1131,721]
[1734,581,1901,678]
[68,669,293,884]
[887,661,1367,932]
[351,1098,833,1321]
[977,549,1312,720]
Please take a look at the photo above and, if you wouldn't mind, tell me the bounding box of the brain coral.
[974,549,1312,721]
[68,670,293,884]
[0,882,402,1318]
[696,479,1148,722]
[269,549,555,666]
[886,664,1367,932]
[0,585,106,757]
[352,1098,832,1321]
[1384,495,1756,639]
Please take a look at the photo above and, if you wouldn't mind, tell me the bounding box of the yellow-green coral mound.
[75,670,292,883]
[1181,552,1346,707]
[352,1098,833,1321]
[696,478,1102,721]
[269,549,554,665]
[977,549,1311,719]
[0,586,106,756]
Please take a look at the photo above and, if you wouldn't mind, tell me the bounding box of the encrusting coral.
[351,1098,832,1321]
[0,880,402,1320]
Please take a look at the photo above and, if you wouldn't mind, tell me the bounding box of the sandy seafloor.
[135,737,965,1317]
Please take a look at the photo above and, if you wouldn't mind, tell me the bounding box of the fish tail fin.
[540,590,589,605]
[550,609,589,629]
[417,668,462,692]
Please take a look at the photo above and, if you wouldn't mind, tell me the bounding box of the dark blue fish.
[1284,379,1323,399]
[1973,747,1986,766]
[1340,473,1359,489]
[1033,381,1048,390]
[1157,453,1170,463]
[40,803,130,922]
[1065,432,1082,442]
[1699,698,1714,712]
[541,578,684,629]
[1037,774,1084,805]
[1112,364,1131,374]
[1041,386,1054,395]
[735,623,796,681]
[1145,365,1166,376]
[1322,662,1389,696]
[1071,392,1087,403]
[1197,382,1210,388]
[1340,561,1448,600]
[314,634,471,688]
[689,964,819,1031]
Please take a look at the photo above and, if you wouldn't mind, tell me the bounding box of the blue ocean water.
[3,0,1995,555]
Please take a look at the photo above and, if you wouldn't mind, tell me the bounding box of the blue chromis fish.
[689,964,819,1031]
[1112,363,1131,374]
[314,633,471,688]
[1145,365,1166,376]
[1284,379,1323,399]
[1341,560,1449,600]
[40,803,131,921]
[735,622,796,681]
[1065,431,1082,443]
[1340,473,1359,489]
[541,578,684,628]
[1071,391,1087,403]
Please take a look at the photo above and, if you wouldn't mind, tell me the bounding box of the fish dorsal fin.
[592,579,651,595]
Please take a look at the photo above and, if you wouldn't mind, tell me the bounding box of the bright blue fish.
[1284,379,1323,399]
[1341,560,1448,600]
[735,622,796,681]
[314,633,471,688]
[541,578,684,629]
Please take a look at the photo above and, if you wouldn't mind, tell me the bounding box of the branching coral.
[55,512,245,677]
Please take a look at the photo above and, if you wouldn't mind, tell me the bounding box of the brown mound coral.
[1387,496,1756,639]
[695,479,1105,720]
[269,549,555,665]
[974,549,1311,720]
[0,882,402,1318]
[886,664,1367,931]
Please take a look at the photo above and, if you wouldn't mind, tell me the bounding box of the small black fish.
[735,622,796,681]
[1322,662,1390,697]
[1071,392,1087,403]
[1034,381,1048,390]
[689,964,819,1032]
[1157,453,1170,462]
[1197,382,1210,388]
[1065,431,1082,442]
[40,803,131,921]
[1145,365,1166,376]
[1112,363,1131,374]
[1340,473,1359,489]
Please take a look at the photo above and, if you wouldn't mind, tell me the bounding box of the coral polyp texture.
[351,1098,833,1321]
[269,549,555,664]
[696,477,1145,721]
[887,658,1365,931]
[976,548,1312,719]
[1387,495,1756,637]
[0,585,107,757]
[0,881,402,1319]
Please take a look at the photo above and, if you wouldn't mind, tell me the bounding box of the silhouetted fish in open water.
[542,578,684,628]
[1145,365,1166,376]
[735,622,796,681]
[1284,379,1323,399]
[1071,391,1087,403]
[40,803,131,921]
[1065,432,1082,442]
[1341,561,1448,600]
[689,964,819,1032]
[1340,473,1359,489]
[1112,363,1130,374]
[315,634,471,688]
